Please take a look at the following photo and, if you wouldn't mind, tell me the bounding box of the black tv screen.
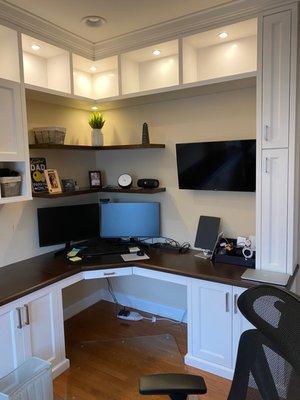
[176,139,256,192]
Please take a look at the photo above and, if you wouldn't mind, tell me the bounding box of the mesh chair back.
[228,285,300,400]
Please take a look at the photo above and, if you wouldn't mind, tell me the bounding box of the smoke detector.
[82,15,107,27]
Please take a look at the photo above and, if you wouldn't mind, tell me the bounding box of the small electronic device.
[194,216,221,259]
[118,173,132,188]
[37,204,100,250]
[100,202,160,239]
[137,179,159,189]
[176,139,256,192]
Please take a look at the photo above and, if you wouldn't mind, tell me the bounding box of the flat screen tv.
[176,139,256,192]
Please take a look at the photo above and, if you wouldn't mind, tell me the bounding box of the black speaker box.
[137,179,159,189]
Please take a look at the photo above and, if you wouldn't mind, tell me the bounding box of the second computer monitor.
[100,202,160,239]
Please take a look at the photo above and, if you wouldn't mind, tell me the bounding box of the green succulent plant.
[88,112,105,129]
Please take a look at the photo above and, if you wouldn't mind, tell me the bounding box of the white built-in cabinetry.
[0,26,31,204]
[186,279,253,379]
[256,5,298,274]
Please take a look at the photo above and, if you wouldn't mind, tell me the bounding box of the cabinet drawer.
[84,267,133,279]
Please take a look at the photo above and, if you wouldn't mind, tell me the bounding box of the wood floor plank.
[54,301,231,400]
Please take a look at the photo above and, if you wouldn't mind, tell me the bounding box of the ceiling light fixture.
[218,31,229,39]
[82,15,107,27]
[31,44,41,51]
[91,106,98,110]
[90,66,97,72]
[152,49,161,56]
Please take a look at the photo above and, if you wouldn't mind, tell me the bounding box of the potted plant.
[88,112,105,146]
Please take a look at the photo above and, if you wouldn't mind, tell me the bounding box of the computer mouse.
[137,250,144,256]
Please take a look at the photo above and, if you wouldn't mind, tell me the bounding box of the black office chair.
[139,285,300,400]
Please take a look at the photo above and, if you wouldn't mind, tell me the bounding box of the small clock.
[118,173,133,188]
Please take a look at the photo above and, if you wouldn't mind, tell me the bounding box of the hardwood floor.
[54,301,231,400]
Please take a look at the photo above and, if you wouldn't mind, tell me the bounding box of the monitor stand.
[194,250,213,260]
[54,241,71,258]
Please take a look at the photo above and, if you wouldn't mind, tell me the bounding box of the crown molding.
[0,0,94,58]
[94,0,298,59]
[0,0,297,61]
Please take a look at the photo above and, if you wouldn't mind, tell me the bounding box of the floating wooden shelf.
[29,143,165,151]
[32,188,101,198]
[32,187,166,198]
[100,187,166,194]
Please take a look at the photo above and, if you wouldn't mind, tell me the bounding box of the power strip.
[117,311,144,321]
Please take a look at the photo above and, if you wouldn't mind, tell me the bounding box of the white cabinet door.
[21,289,66,371]
[232,287,254,365]
[190,279,232,368]
[261,149,288,272]
[0,78,25,161]
[0,300,26,379]
[261,11,291,149]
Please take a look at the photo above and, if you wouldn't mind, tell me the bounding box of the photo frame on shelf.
[44,169,62,194]
[89,171,102,188]
[61,178,76,192]
[30,157,48,193]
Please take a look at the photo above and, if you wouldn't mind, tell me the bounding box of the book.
[30,158,48,193]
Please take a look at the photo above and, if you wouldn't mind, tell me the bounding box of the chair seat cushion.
[139,373,207,395]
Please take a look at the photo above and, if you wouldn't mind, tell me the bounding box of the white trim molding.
[0,0,298,60]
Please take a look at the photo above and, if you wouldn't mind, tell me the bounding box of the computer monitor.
[100,202,160,239]
[37,203,100,247]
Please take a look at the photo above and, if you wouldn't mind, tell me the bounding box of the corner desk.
[0,248,297,381]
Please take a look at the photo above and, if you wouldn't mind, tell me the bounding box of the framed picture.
[30,157,48,193]
[61,178,75,192]
[89,171,102,188]
[44,169,62,194]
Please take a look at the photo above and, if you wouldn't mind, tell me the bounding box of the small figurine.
[142,122,150,144]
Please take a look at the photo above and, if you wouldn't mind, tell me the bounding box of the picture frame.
[44,169,62,194]
[89,171,102,188]
[61,178,76,192]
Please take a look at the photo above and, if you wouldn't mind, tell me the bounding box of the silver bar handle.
[104,272,116,276]
[234,294,238,314]
[265,157,269,173]
[225,292,230,313]
[264,124,270,141]
[16,307,22,329]
[24,304,30,325]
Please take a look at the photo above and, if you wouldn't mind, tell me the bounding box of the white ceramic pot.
[91,129,103,146]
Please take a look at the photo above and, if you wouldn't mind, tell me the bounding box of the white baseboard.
[63,289,103,321]
[52,359,70,379]
[184,354,233,380]
[101,289,187,323]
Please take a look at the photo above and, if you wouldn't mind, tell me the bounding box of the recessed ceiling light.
[108,72,115,77]
[31,44,40,51]
[218,31,228,39]
[91,106,98,110]
[90,66,97,72]
[152,49,161,56]
[82,15,107,27]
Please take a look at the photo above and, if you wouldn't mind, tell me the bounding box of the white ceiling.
[5,0,234,43]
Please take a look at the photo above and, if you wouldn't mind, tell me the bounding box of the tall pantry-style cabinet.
[256,4,298,275]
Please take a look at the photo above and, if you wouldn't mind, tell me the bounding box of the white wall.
[23,52,48,88]
[139,55,179,91]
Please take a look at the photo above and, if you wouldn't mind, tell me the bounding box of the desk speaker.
[137,179,159,189]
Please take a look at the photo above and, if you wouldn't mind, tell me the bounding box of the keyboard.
[79,240,130,258]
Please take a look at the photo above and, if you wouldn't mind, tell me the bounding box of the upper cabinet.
[73,54,119,100]
[183,19,257,84]
[21,34,71,94]
[0,25,20,82]
[261,11,291,149]
[121,40,179,95]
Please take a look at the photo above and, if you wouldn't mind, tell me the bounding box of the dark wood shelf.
[32,188,101,198]
[32,187,166,198]
[100,187,166,194]
[29,143,165,151]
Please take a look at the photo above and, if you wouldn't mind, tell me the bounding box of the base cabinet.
[0,300,26,379]
[186,279,253,379]
[20,288,68,377]
[0,287,68,380]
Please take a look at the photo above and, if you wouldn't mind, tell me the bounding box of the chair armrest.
[139,373,207,396]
